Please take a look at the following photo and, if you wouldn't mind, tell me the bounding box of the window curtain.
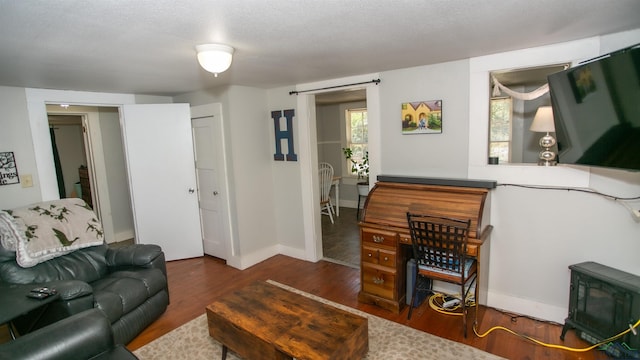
[491,75,549,100]
[50,127,66,198]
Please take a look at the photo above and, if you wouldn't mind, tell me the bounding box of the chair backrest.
[318,166,334,204]
[319,162,334,173]
[406,213,471,274]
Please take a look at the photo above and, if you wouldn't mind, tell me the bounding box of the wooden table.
[206,281,368,360]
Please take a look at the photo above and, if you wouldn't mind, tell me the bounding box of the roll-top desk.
[358,176,496,313]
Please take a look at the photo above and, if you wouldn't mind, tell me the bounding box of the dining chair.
[319,162,336,213]
[406,212,477,338]
[319,166,335,223]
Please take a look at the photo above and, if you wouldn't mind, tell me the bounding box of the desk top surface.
[362,181,491,240]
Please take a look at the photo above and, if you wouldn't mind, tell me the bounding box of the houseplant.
[342,148,369,196]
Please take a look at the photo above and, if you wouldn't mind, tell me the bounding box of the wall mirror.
[488,64,568,165]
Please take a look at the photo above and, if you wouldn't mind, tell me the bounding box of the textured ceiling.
[0,0,639,96]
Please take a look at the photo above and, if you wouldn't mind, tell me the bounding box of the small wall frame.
[401,100,443,134]
[0,152,19,185]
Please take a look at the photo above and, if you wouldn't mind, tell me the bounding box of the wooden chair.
[319,162,336,213]
[406,212,477,337]
[319,166,335,223]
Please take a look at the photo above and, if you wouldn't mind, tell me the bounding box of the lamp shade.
[530,106,555,133]
[196,44,234,76]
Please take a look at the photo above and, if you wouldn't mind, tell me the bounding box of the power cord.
[498,183,640,221]
[426,291,640,354]
[497,183,640,201]
[473,314,640,353]
[427,292,475,316]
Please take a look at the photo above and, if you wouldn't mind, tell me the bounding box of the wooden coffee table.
[206,281,368,360]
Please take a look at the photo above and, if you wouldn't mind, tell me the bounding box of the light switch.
[21,174,33,188]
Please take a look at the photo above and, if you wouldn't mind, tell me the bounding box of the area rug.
[134,280,504,360]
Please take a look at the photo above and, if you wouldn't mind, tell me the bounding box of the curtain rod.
[289,79,381,95]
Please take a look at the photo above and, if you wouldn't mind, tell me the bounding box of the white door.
[191,104,231,260]
[121,104,204,261]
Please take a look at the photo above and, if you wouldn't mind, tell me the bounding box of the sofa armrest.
[48,279,93,301]
[9,280,94,335]
[106,244,166,277]
[0,309,126,360]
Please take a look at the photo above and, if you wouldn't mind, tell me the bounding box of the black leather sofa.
[0,242,169,345]
[0,308,138,360]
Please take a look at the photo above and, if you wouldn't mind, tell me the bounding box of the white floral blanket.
[0,198,104,267]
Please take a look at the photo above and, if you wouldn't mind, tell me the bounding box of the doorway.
[47,114,86,201]
[315,89,366,268]
[46,105,135,245]
[191,103,233,262]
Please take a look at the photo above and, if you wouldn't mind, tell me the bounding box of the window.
[488,98,512,164]
[345,108,368,176]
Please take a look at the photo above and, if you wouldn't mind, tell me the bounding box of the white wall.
[466,29,640,322]
[226,86,278,263]
[0,86,41,208]
[267,87,307,258]
[380,59,471,178]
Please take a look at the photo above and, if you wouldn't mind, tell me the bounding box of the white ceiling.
[0,0,639,97]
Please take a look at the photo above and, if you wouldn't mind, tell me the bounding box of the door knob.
[188,188,195,194]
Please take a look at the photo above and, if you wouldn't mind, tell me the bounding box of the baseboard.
[231,244,315,270]
[486,290,567,324]
[340,200,358,208]
[234,245,280,270]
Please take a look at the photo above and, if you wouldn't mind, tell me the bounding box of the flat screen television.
[547,44,640,172]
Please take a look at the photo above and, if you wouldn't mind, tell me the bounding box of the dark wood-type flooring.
[128,255,606,360]
[322,207,360,267]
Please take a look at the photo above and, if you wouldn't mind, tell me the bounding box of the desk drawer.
[399,233,411,245]
[361,228,397,248]
[361,264,396,300]
[362,245,396,267]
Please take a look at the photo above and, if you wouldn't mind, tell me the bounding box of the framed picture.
[401,100,442,134]
[0,152,19,185]
[568,65,596,103]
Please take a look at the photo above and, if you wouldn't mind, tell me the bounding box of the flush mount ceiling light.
[196,44,234,77]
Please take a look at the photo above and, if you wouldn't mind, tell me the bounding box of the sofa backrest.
[0,245,109,284]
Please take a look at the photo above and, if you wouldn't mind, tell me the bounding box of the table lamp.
[530,106,557,166]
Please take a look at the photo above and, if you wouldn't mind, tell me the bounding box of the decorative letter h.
[272,109,298,161]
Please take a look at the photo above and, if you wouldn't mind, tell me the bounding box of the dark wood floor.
[128,255,607,360]
[322,207,360,266]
